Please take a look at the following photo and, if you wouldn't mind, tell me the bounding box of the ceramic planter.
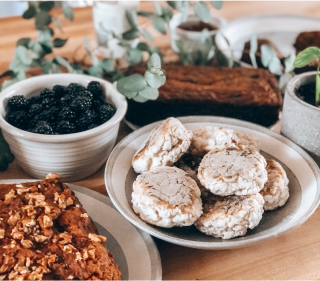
[281,71,320,165]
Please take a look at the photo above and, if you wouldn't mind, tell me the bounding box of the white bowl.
[0,74,127,181]
[169,13,226,53]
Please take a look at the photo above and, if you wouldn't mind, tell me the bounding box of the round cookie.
[131,166,203,228]
[194,193,264,239]
[198,148,267,196]
[132,117,193,174]
[260,159,289,210]
[188,126,260,156]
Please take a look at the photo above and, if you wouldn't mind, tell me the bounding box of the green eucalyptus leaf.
[37,29,52,42]
[137,42,149,51]
[145,71,166,88]
[147,53,161,69]
[167,1,189,21]
[193,2,210,23]
[14,70,26,81]
[122,28,139,40]
[284,52,296,73]
[0,70,14,79]
[62,3,74,21]
[17,38,32,48]
[55,56,73,73]
[88,66,103,78]
[99,22,115,37]
[41,60,53,74]
[117,74,148,93]
[32,43,46,59]
[35,12,52,30]
[121,90,139,99]
[51,62,62,73]
[250,34,258,53]
[268,55,281,73]
[139,28,153,42]
[294,47,320,68]
[53,18,62,31]
[279,72,293,92]
[139,87,159,100]
[137,12,155,19]
[1,79,17,91]
[210,1,223,9]
[154,1,162,15]
[83,37,100,66]
[148,46,162,58]
[261,44,274,68]
[161,7,173,23]
[39,42,53,54]
[133,95,149,103]
[16,46,32,65]
[152,17,166,34]
[99,59,114,72]
[128,48,142,64]
[126,10,138,28]
[22,6,36,19]
[30,59,41,67]
[53,38,68,48]
[39,1,55,12]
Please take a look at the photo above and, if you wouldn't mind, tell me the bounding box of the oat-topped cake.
[0,174,121,280]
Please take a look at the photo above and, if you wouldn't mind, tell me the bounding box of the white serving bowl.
[0,74,127,181]
[169,13,226,53]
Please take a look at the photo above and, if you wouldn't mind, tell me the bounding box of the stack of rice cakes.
[131,118,289,239]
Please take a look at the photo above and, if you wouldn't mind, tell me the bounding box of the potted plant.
[281,47,320,165]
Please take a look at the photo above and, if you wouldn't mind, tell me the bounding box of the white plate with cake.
[105,116,320,249]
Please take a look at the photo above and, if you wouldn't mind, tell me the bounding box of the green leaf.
[148,46,162,58]
[284,52,296,73]
[17,38,32,48]
[62,3,74,21]
[161,7,173,23]
[55,56,74,73]
[139,28,153,42]
[137,12,155,19]
[193,2,210,23]
[154,1,162,15]
[32,43,46,59]
[137,42,149,51]
[14,70,26,81]
[39,42,53,54]
[37,29,52,42]
[99,59,114,72]
[126,10,138,28]
[128,48,142,64]
[88,66,103,78]
[261,44,274,68]
[53,38,68,48]
[41,60,53,74]
[35,11,52,30]
[167,1,189,21]
[268,55,281,73]
[152,17,166,34]
[139,87,159,100]
[121,90,139,99]
[0,70,14,79]
[122,28,140,40]
[210,1,223,9]
[148,53,161,69]
[1,79,17,91]
[53,18,62,31]
[294,47,320,68]
[83,37,100,66]
[39,1,55,12]
[22,6,36,19]
[133,95,149,103]
[117,74,148,93]
[16,46,32,65]
[145,71,166,88]
[250,34,258,68]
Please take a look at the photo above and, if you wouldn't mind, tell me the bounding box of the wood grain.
[1,2,320,280]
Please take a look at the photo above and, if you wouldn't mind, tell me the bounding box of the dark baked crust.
[0,174,121,280]
[125,65,282,127]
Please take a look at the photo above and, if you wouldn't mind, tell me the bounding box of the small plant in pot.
[281,46,320,165]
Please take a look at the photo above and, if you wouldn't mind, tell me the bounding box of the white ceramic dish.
[170,12,226,53]
[0,74,127,181]
[105,116,320,250]
[215,14,320,66]
[0,180,162,280]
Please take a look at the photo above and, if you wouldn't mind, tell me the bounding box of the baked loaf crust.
[0,174,121,280]
[125,65,282,127]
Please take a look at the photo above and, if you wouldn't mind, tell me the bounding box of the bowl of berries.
[0,74,127,181]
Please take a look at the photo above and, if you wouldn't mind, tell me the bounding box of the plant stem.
[316,63,320,106]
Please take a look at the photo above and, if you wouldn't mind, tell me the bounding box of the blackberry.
[29,96,43,105]
[87,81,103,98]
[98,104,116,124]
[30,121,53,135]
[92,99,102,109]
[60,94,73,107]
[40,88,55,99]
[42,97,57,108]
[52,85,66,98]
[6,110,28,129]
[8,95,29,110]
[66,83,86,97]
[28,104,43,118]
[78,90,93,101]
[56,120,76,134]
[87,124,98,130]
[58,107,77,122]
[70,96,92,112]
[37,106,59,123]
[75,109,97,130]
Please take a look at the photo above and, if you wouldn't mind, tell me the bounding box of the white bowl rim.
[0,73,127,143]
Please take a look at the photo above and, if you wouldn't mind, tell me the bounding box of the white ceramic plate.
[215,14,320,65]
[105,116,320,250]
[0,180,162,280]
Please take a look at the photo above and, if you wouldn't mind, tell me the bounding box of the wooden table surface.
[2,1,320,280]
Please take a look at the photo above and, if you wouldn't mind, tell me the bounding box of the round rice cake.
[198,148,268,196]
[188,126,260,156]
[260,159,289,210]
[194,193,264,239]
[132,117,193,174]
[131,166,203,228]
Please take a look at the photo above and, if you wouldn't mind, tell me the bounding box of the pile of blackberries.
[5,81,116,135]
